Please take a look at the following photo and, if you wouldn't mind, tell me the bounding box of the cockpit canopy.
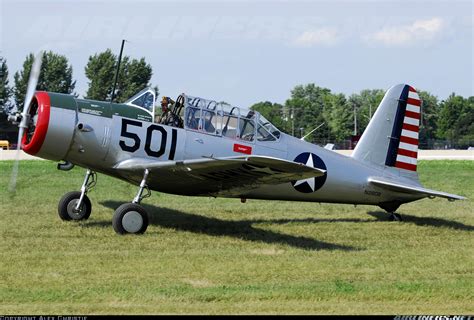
[123,88,280,142]
[124,87,156,114]
[184,95,281,142]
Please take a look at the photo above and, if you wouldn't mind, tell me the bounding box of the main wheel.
[112,203,149,235]
[58,191,92,221]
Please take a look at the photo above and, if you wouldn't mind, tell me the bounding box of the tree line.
[0,50,156,114]
[1,52,473,148]
[251,84,473,148]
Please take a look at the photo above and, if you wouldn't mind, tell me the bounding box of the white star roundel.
[291,152,327,193]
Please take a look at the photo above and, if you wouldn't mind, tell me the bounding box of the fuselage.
[24,91,423,207]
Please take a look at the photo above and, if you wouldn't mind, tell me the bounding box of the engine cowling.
[22,91,77,161]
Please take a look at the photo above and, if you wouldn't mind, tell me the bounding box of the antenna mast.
[110,39,126,103]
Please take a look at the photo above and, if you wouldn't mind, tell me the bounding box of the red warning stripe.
[400,135,418,145]
[395,161,417,171]
[408,86,417,92]
[407,98,421,106]
[402,123,419,133]
[405,111,420,120]
[397,148,417,158]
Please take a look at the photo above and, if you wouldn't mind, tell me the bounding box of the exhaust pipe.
[57,161,75,171]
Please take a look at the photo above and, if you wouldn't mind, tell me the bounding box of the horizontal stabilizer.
[368,177,466,201]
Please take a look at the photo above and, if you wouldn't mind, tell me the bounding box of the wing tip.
[448,195,467,201]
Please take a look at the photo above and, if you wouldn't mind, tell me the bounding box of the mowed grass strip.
[0,160,472,314]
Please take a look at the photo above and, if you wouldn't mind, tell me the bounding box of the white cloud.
[291,28,340,47]
[364,17,445,46]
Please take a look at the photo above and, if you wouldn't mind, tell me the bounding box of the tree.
[250,101,287,132]
[0,56,12,114]
[85,49,156,103]
[436,93,474,148]
[347,89,385,136]
[84,49,116,101]
[13,51,76,111]
[0,56,19,142]
[322,93,353,141]
[456,96,474,147]
[437,93,463,142]
[285,84,331,141]
[417,90,439,148]
[117,57,154,102]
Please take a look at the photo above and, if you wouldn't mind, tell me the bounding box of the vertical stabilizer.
[352,84,421,181]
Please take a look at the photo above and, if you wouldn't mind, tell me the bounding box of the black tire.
[112,203,149,235]
[58,191,92,221]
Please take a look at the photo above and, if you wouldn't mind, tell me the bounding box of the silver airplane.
[10,56,464,235]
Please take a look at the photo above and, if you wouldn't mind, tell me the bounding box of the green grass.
[0,160,473,314]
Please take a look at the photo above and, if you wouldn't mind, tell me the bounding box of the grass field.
[0,160,473,314]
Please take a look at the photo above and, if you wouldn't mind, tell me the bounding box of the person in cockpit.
[157,96,175,124]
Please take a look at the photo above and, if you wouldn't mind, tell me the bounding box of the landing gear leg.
[379,202,403,222]
[132,169,151,204]
[112,169,150,235]
[58,169,96,221]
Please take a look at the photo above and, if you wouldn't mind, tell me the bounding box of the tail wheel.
[389,213,403,222]
[58,191,92,221]
[112,203,149,235]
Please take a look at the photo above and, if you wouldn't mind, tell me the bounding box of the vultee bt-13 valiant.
[9,53,465,234]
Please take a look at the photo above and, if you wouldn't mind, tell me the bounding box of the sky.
[0,0,472,108]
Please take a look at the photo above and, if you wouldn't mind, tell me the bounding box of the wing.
[368,177,466,201]
[114,155,326,196]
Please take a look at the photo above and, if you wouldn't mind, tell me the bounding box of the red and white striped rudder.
[395,86,420,171]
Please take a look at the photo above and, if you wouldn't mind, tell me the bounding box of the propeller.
[8,51,43,194]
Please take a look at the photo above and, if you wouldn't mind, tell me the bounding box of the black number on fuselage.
[169,128,177,160]
[119,118,178,160]
[119,119,142,152]
[145,125,167,158]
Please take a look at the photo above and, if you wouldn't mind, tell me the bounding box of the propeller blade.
[8,51,43,194]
